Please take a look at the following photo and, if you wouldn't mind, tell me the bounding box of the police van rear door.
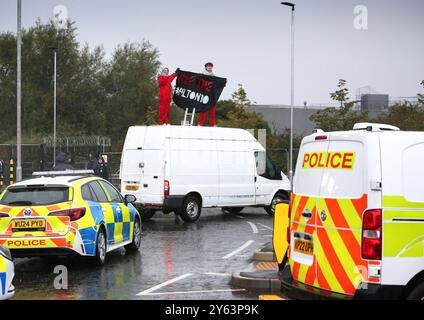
[314,134,371,296]
[290,135,329,289]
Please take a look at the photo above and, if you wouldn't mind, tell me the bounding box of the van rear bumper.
[281,264,404,300]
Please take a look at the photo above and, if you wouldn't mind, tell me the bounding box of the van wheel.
[223,207,244,214]
[179,195,202,222]
[265,192,288,216]
[125,216,142,252]
[92,228,107,266]
[406,282,424,300]
[140,209,156,221]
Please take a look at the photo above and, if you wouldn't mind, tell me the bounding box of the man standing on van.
[198,62,217,127]
[157,67,177,125]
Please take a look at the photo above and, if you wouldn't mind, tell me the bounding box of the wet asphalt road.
[11,208,276,300]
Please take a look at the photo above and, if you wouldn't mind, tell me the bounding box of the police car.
[277,123,424,300]
[0,171,141,265]
[0,245,14,300]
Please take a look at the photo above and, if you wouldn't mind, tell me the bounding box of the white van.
[279,123,424,299]
[120,125,291,222]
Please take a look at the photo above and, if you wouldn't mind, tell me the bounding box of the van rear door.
[315,137,370,296]
[121,149,143,192]
[290,138,329,289]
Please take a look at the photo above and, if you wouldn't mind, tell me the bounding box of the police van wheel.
[140,209,156,221]
[125,216,142,252]
[93,228,107,266]
[179,195,202,223]
[265,192,289,216]
[406,282,424,300]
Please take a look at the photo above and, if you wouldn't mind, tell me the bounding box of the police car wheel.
[125,216,142,252]
[140,209,156,221]
[93,228,107,266]
[406,282,424,300]
[179,195,202,223]
[265,192,288,216]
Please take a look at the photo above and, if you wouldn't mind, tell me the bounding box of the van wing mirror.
[124,194,137,204]
[273,202,290,265]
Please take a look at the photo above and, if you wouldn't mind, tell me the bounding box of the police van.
[279,123,424,299]
[120,125,291,222]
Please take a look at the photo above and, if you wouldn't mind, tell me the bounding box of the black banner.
[173,70,227,113]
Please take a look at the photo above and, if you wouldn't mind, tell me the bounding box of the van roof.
[128,125,256,140]
[304,128,424,144]
[124,125,259,149]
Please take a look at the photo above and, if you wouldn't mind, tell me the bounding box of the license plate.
[12,219,46,232]
[294,239,314,255]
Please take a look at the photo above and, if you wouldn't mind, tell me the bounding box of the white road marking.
[136,273,193,296]
[205,272,231,277]
[263,235,273,237]
[247,221,258,234]
[140,289,246,296]
[257,223,272,230]
[222,240,255,259]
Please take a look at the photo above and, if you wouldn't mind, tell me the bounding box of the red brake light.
[49,208,86,221]
[315,135,328,141]
[164,180,170,196]
[361,209,382,260]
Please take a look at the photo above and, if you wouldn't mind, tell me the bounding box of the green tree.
[217,85,268,130]
[418,80,424,106]
[330,79,349,107]
[103,41,161,147]
[376,102,424,131]
[310,79,368,131]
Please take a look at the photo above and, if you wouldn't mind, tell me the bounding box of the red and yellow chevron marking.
[0,204,71,238]
[289,193,379,297]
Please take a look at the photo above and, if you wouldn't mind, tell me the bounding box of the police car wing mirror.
[124,194,136,204]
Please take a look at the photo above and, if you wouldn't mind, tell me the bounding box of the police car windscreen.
[0,187,69,206]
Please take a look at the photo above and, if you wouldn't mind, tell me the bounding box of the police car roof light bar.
[32,170,95,177]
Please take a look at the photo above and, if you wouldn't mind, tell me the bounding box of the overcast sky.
[1,0,423,105]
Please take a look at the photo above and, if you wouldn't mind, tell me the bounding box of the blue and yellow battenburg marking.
[0,177,139,257]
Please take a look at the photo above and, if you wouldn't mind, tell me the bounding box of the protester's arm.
[169,72,177,82]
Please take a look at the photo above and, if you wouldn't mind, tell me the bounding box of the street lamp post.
[16,0,22,182]
[53,49,57,167]
[281,2,295,189]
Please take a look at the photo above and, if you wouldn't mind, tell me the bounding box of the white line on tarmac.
[257,223,272,230]
[205,272,231,277]
[140,289,246,296]
[136,273,193,296]
[222,240,255,259]
[247,221,258,234]
[263,235,273,237]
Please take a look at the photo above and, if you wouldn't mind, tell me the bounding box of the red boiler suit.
[157,73,177,125]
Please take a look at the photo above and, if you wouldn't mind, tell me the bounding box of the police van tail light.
[49,208,86,221]
[164,180,170,196]
[361,209,382,260]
